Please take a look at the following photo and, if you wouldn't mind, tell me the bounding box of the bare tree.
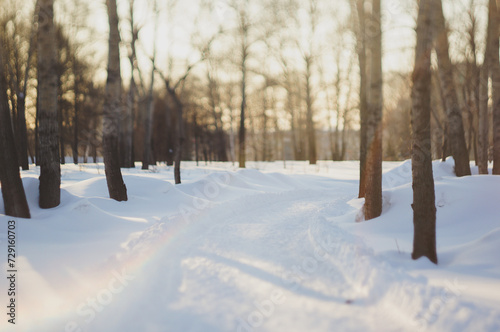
[103,0,128,201]
[0,44,30,218]
[411,0,437,264]
[433,0,471,176]
[38,0,61,208]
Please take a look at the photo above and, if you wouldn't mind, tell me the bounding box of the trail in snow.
[0,160,499,332]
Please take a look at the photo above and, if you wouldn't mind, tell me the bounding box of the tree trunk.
[478,63,489,174]
[305,55,317,165]
[0,48,30,218]
[35,91,39,166]
[103,0,128,201]
[411,0,437,264]
[122,77,135,168]
[38,0,61,208]
[364,0,383,220]
[433,0,471,176]
[122,0,137,169]
[58,88,65,165]
[142,4,158,170]
[16,94,29,170]
[142,71,155,170]
[73,60,79,165]
[173,96,184,184]
[193,112,199,166]
[489,0,500,174]
[353,0,368,198]
[165,104,174,166]
[239,46,247,168]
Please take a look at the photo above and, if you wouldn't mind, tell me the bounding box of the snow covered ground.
[1,159,499,332]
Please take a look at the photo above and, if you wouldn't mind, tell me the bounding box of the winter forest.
[1,0,500,331]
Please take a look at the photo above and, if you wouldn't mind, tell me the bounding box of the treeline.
[0,0,364,173]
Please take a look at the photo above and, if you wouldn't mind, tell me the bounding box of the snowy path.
[1,161,500,332]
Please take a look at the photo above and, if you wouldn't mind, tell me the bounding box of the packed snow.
[1,159,499,332]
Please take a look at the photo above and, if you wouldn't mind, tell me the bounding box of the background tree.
[102,0,127,201]
[411,0,437,264]
[141,0,159,170]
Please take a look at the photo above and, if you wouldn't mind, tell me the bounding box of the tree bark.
[479,63,490,174]
[489,0,500,174]
[411,0,437,264]
[103,0,128,201]
[364,0,383,220]
[433,0,471,176]
[38,0,61,208]
[0,47,30,218]
[142,70,156,170]
[16,93,29,170]
[169,90,184,184]
[352,0,368,198]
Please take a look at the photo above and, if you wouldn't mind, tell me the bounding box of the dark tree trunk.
[122,78,135,168]
[103,0,128,201]
[173,96,184,184]
[411,0,437,264]
[38,0,61,208]
[239,50,247,168]
[35,90,39,166]
[433,0,471,176]
[0,49,30,218]
[364,0,383,220]
[142,77,155,170]
[165,104,174,166]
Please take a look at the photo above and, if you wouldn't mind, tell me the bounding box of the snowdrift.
[0,160,499,332]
